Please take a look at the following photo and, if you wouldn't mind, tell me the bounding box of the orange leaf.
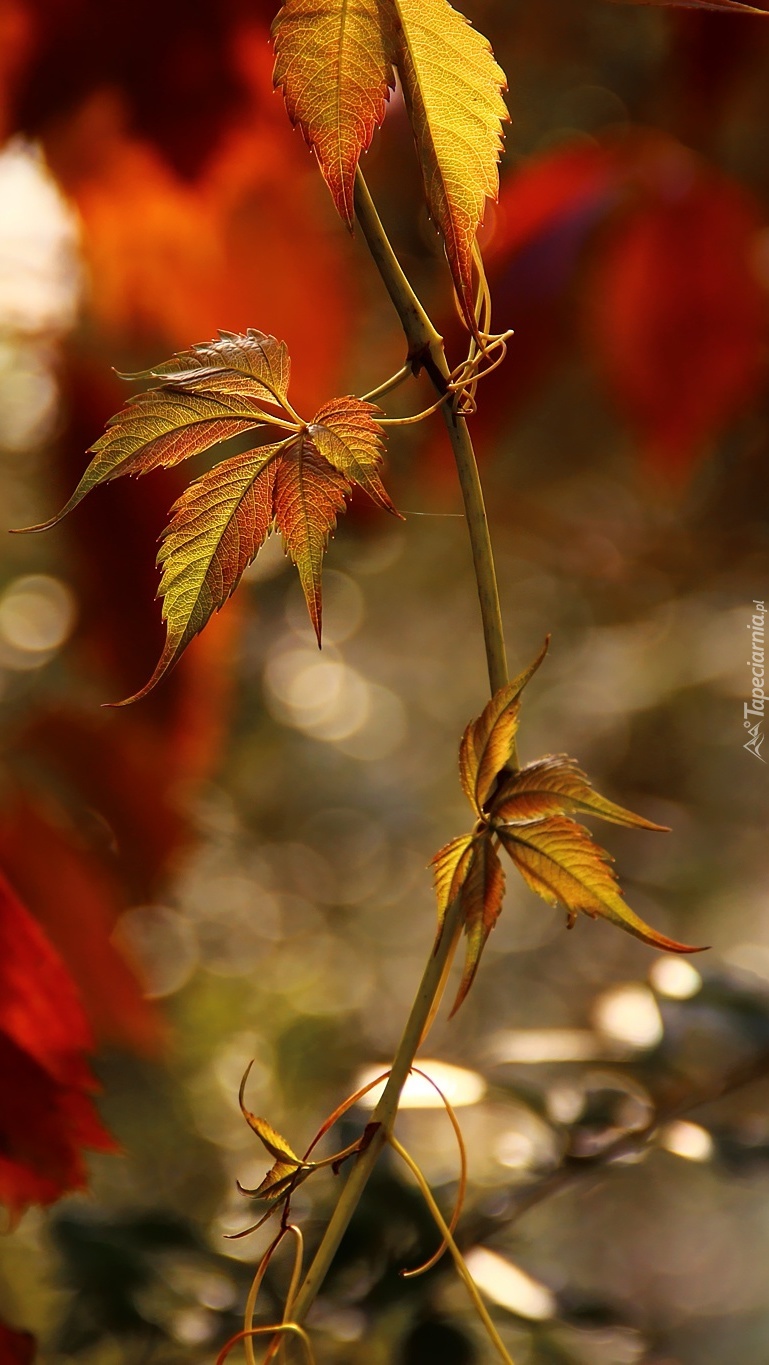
[459,640,549,813]
[113,442,279,706]
[449,835,506,1017]
[309,396,400,516]
[272,0,395,224]
[499,817,703,953]
[274,431,353,643]
[491,756,669,831]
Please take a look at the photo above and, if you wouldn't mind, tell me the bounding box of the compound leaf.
[392,0,508,333]
[113,443,281,706]
[459,640,549,813]
[498,816,703,953]
[491,755,669,832]
[273,0,396,224]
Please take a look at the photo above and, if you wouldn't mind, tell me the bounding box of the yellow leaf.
[392,0,508,333]
[111,443,281,706]
[449,835,506,1016]
[499,817,704,953]
[309,396,400,515]
[430,832,475,933]
[273,0,396,224]
[459,639,549,813]
[491,756,669,832]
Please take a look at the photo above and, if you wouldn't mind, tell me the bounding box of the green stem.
[353,170,509,697]
[289,896,465,1328]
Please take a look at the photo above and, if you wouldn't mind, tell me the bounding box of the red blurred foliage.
[0,872,116,1220]
[478,131,769,482]
[0,1321,35,1365]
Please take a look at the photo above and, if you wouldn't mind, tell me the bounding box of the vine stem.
[353,170,509,697]
[280,171,512,1339]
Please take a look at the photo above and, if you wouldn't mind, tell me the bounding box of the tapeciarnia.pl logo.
[744,600,766,762]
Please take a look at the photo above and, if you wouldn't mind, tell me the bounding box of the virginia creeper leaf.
[392,0,508,333]
[498,817,702,953]
[239,1110,303,1167]
[127,328,292,407]
[309,396,399,514]
[450,835,506,1017]
[459,639,549,812]
[274,431,353,643]
[430,832,475,935]
[272,0,396,224]
[21,389,273,532]
[491,756,669,832]
[113,444,280,706]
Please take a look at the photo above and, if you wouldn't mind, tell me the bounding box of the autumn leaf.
[272,0,396,224]
[16,333,398,702]
[498,817,702,953]
[431,644,703,1014]
[238,1064,314,1204]
[491,756,669,831]
[450,835,506,1016]
[392,0,508,333]
[459,639,549,813]
[0,871,116,1221]
[129,328,292,406]
[272,0,508,335]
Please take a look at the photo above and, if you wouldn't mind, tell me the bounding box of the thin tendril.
[401,1068,468,1278]
[216,1324,316,1365]
[360,363,412,403]
[242,1230,286,1365]
[388,1134,515,1365]
[378,393,449,426]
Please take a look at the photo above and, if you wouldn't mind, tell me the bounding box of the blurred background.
[1,0,769,1361]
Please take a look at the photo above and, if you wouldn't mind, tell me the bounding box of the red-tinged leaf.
[272,0,396,224]
[0,799,163,1056]
[449,835,506,1016]
[111,443,280,706]
[0,1321,35,1365]
[499,817,704,953]
[274,432,352,642]
[588,163,767,480]
[430,832,475,935]
[393,0,508,335]
[128,328,292,407]
[19,388,274,532]
[609,0,768,12]
[0,872,116,1220]
[459,640,549,813]
[309,396,400,516]
[491,756,669,832]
